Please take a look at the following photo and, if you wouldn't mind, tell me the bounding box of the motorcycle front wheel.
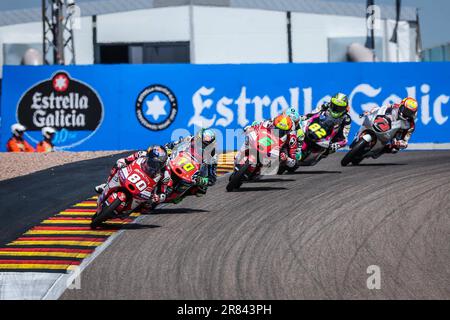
[91,198,122,230]
[341,139,368,167]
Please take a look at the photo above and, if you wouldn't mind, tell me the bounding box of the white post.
[189,2,196,64]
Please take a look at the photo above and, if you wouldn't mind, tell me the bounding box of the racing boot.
[172,196,185,204]
[140,202,156,214]
[196,186,207,197]
[372,144,397,159]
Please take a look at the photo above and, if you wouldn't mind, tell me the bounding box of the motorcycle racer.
[95,146,171,213]
[238,114,298,170]
[300,93,351,157]
[164,128,218,190]
[362,97,418,154]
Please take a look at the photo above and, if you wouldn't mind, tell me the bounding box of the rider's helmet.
[143,145,168,176]
[42,127,56,140]
[329,93,349,118]
[195,128,216,149]
[273,114,293,134]
[285,108,300,125]
[398,97,418,121]
[11,123,26,138]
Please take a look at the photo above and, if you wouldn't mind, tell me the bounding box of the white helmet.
[11,123,26,137]
[42,127,56,140]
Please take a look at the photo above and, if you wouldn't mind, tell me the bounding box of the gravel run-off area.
[0,151,127,181]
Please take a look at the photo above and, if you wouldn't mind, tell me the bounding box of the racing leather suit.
[366,103,416,153]
[107,151,171,206]
[301,103,352,154]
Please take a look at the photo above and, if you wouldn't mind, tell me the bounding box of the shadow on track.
[102,223,161,230]
[288,170,342,175]
[353,163,406,167]
[233,186,287,192]
[248,178,296,183]
[151,208,210,215]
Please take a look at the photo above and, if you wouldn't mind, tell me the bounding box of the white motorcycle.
[341,107,411,166]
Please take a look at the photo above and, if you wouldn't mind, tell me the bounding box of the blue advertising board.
[1,63,449,152]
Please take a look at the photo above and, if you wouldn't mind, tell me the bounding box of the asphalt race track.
[0,152,129,247]
[55,151,450,300]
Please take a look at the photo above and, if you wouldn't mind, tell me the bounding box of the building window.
[96,42,190,64]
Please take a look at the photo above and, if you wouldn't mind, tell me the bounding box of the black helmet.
[329,93,349,118]
[143,145,168,176]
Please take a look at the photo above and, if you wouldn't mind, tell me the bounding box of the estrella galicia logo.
[16,71,104,149]
[135,84,178,131]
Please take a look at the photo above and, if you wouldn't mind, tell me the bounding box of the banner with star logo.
[1,63,450,151]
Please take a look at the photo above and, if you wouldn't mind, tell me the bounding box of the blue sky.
[1,0,449,49]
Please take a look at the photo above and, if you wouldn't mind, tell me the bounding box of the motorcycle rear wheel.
[341,139,368,167]
[91,198,122,230]
[277,166,286,175]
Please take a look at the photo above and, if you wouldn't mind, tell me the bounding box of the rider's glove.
[162,170,171,184]
[196,176,209,186]
[116,159,127,169]
[296,128,305,140]
[295,149,302,161]
[329,143,340,154]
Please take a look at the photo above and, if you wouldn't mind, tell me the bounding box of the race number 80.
[128,173,147,191]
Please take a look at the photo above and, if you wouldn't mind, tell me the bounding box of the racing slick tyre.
[341,139,368,167]
[91,198,122,230]
[277,165,297,175]
[226,164,249,192]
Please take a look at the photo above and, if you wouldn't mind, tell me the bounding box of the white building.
[0,0,419,78]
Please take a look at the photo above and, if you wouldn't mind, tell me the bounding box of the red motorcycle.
[91,158,159,229]
[226,125,282,191]
[161,140,210,205]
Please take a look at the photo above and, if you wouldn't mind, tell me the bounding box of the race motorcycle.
[341,108,410,166]
[278,112,340,174]
[163,141,209,204]
[91,158,159,229]
[226,125,281,192]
